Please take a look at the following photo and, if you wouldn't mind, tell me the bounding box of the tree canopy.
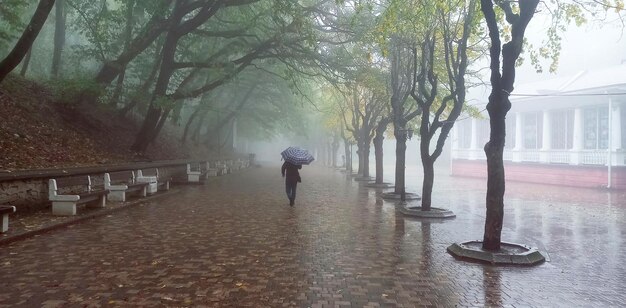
[0,0,622,155]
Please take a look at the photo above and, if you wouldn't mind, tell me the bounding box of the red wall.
[451,160,626,190]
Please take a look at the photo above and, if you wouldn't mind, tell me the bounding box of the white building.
[451,64,626,189]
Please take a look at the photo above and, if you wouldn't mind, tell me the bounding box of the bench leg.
[1,213,8,233]
[141,186,147,197]
[188,174,200,182]
[85,196,106,209]
[52,201,77,216]
[109,190,126,202]
[147,183,158,195]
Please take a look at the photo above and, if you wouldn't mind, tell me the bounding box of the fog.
[2,2,626,306]
[522,11,626,80]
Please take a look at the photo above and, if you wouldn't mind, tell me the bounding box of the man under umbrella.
[281,161,301,206]
[281,147,314,206]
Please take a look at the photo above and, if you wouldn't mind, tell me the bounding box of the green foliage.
[374,0,438,52]
[67,0,126,61]
[154,95,175,109]
[66,0,171,62]
[0,0,33,50]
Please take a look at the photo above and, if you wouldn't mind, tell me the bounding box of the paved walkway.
[0,165,625,307]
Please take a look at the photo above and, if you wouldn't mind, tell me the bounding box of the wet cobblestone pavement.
[1,165,625,307]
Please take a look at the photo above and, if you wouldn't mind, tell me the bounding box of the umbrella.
[281,146,315,165]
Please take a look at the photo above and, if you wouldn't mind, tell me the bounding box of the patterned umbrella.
[281,146,315,165]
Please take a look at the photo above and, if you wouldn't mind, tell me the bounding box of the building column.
[611,103,623,165]
[512,112,523,162]
[571,108,584,165]
[469,118,479,160]
[540,110,552,163]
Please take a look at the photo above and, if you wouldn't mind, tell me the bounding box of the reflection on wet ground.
[0,166,624,307]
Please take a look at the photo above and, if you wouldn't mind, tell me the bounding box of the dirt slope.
[0,75,202,171]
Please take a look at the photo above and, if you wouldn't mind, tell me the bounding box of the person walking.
[281,161,302,206]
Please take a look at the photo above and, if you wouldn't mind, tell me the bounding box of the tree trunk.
[481,61,511,251]
[19,48,32,77]
[131,0,227,151]
[483,138,505,250]
[151,107,172,144]
[419,101,433,210]
[110,69,126,107]
[362,143,370,178]
[51,0,65,77]
[373,132,384,184]
[480,0,539,251]
[131,107,162,151]
[347,144,353,172]
[394,136,406,194]
[0,0,56,83]
[356,147,363,175]
[50,0,65,77]
[421,157,434,211]
[130,1,185,152]
[374,119,389,184]
[342,138,350,169]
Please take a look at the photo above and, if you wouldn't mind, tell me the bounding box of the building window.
[551,109,574,149]
[584,107,609,150]
[505,114,516,149]
[523,112,543,149]
[457,118,472,149]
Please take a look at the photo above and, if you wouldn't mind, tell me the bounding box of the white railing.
[452,149,471,160]
[454,148,623,166]
[580,151,607,165]
[520,150,540,162]
[548,151,570,164]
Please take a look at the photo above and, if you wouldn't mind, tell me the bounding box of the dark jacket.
[281,162,302,183]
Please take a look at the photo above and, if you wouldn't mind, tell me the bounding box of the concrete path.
[0,165,624,307]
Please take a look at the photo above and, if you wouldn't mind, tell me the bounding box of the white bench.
[104,171,149,202]
[225,160,234,173]
[49,175,109,216]
[186,163,203,183]
[215,161,229,175]
[233,160,244,170]
[0,205,16,233]
[206,162,218,177]
[136,168,170,193]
